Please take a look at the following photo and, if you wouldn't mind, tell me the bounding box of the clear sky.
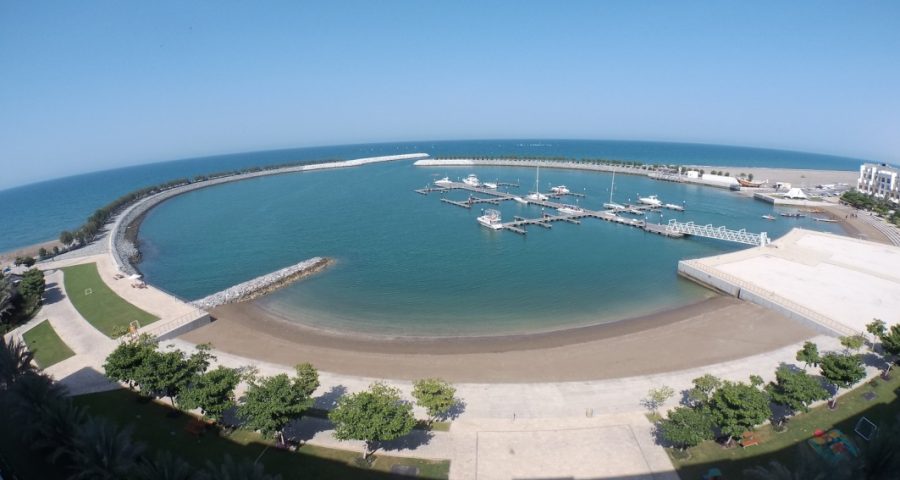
[1,1,898,188]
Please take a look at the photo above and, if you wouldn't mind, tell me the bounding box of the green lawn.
[74,389,450,479]
[671,371,900,479]
[22,320,75,368]
[61,263,158,337]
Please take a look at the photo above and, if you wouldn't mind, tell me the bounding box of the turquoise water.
[138,160,844,336]
[0,139,864,253]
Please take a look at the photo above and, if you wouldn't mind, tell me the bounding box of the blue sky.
[1,1,898,188]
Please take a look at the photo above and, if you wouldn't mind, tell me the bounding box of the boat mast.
[609,168,616,203]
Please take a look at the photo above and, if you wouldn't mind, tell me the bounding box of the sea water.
[136,160,844,336]
[0,140,862,253]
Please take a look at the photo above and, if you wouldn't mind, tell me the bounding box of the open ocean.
[0,140,863,253]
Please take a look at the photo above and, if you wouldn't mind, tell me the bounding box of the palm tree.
[134,451,199,480]
[8,371,82,459]
[0,273,14,319]
[65,417,145,480]
[201,455,282,480]
[0,335,35,389]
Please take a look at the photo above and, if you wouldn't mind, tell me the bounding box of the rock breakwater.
[191,257,333,310]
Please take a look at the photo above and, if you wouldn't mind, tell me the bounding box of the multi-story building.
[858,163,899,204]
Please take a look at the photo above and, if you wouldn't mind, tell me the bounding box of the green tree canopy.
[412,378,458,421]
[178,366,240,424]
[866,319,886,340]
[18,268,46,303]
[60,230,74,246]
[765,366,829,414]
[688,374,722,407]
[658,406,715,450]
[237,365,317,444]
[294,362,320,398]
[329,382,416,459]
[796,341,821,369]
[820,352,866,390]
[103,334,158,390]
[880,324,900,362]
[839,335,865,353]
[708,380,772,440]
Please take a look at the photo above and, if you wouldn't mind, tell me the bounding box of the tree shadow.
[380,428,434,453]
[286,416,333,445]
[438,398,467,421]
[861,351,890,371]
[314,384,347,410]
[41,282,63,306]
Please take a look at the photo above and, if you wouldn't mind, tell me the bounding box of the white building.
[858,163,899,204]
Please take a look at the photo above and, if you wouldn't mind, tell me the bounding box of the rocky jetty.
[191,257,333,310]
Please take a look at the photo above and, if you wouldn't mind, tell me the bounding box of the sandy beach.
[0,239,62,269]
[686,166,857,187]
[180,296,815,382]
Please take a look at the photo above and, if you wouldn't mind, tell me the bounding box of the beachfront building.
[858,163,899,204]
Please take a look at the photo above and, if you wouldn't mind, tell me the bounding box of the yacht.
[476,209,504,230]
[762,214,776,220]
[604,169,626,210]
[513,196,529,204]
[482,181,498,189]
[526,166,548,201]
[557,204,584,215]
[603,202,626,210]
[434,176,452,186]
[638,195,662,206]
[550,185,570,194]
[463,174,481,187]
[663,203,684,211]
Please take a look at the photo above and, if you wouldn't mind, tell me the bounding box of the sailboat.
[526,166,548,201]
[603,168,626,210]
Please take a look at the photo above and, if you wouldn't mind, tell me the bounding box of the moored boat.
[762,214,776,220]
[463,174,481,187]
[638,195,662,206]
[663,203,684,211]
[551,185,570,194]
[434,176,452,186]
[737,178,767,187]
[557,204,584,215]
[476,209,504,230]
[482,182,498,189]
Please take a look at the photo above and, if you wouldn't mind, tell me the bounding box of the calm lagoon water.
[138,160,844,336]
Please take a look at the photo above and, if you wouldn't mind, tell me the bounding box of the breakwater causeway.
[191,257,333,310]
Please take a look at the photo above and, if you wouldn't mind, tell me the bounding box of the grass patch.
[74,389,450,479]
[61,263,158,337]
[22,320,75,368]
[670,371,900,479]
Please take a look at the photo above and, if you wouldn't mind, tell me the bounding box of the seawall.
[191,257,333,310]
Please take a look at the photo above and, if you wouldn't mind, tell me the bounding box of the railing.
[137,308,208,339]
[684,261,857,337]
[667,220,769,246]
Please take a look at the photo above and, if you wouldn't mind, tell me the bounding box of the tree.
[0,335,36,388]
[866,319,886,345]
[38,247,49,259]
[820,352,866,392]
[294,362,320,398]
[65,417,145,480]
[765,366,829,415]
[796,341,821,369]
[0,273,14,319]
[103,334,158,390]
[178,366,240,424]
[202,455,281,480]
[60,230,74,246]
[237,367,317,444]
[643,385,675,414]
[135,347,209,407]
[687,374,722,407]
[329,382,416,459]
[708,380,772,441]
[880,324,900,362]
[658,406,714,450]
[134,451,198,480]
[839,335,865,353]
[14,256,36,267]
[412,378,458,423]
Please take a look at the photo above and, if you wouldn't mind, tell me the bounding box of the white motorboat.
[663,203,684,211]
[638,195,662,206]
[482,182,498,189]
[434,176,452,186]
[476,209,504,230]
[762,214,776,220]
[557,204,584,215]
[513,196,529,205]
[603,202,626,210]
[551,185,570,194]
[463,174,481,187]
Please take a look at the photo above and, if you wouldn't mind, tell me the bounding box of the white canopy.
[128,273,142,280]
[784,188,807,199]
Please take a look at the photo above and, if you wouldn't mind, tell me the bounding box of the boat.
[434,176,452,186]
[813,217,838,223]
[663,203,684,211]
[482,182,498,189]
[550,185,570,194]
[762,214,776,220]
[513,196,528,205]
[737,178,767,188]
[462,174,481,187]
[557,204,584,215]
[780,212,806,218]
[525,166,548,201]
[603,169,626,210]
[603,202,626,210]
[638,195,662,206]
[476,209,504,230]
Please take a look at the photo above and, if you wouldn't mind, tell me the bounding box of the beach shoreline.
[180,295,816,381]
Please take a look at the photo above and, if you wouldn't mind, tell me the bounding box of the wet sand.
[180,296,816,382]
